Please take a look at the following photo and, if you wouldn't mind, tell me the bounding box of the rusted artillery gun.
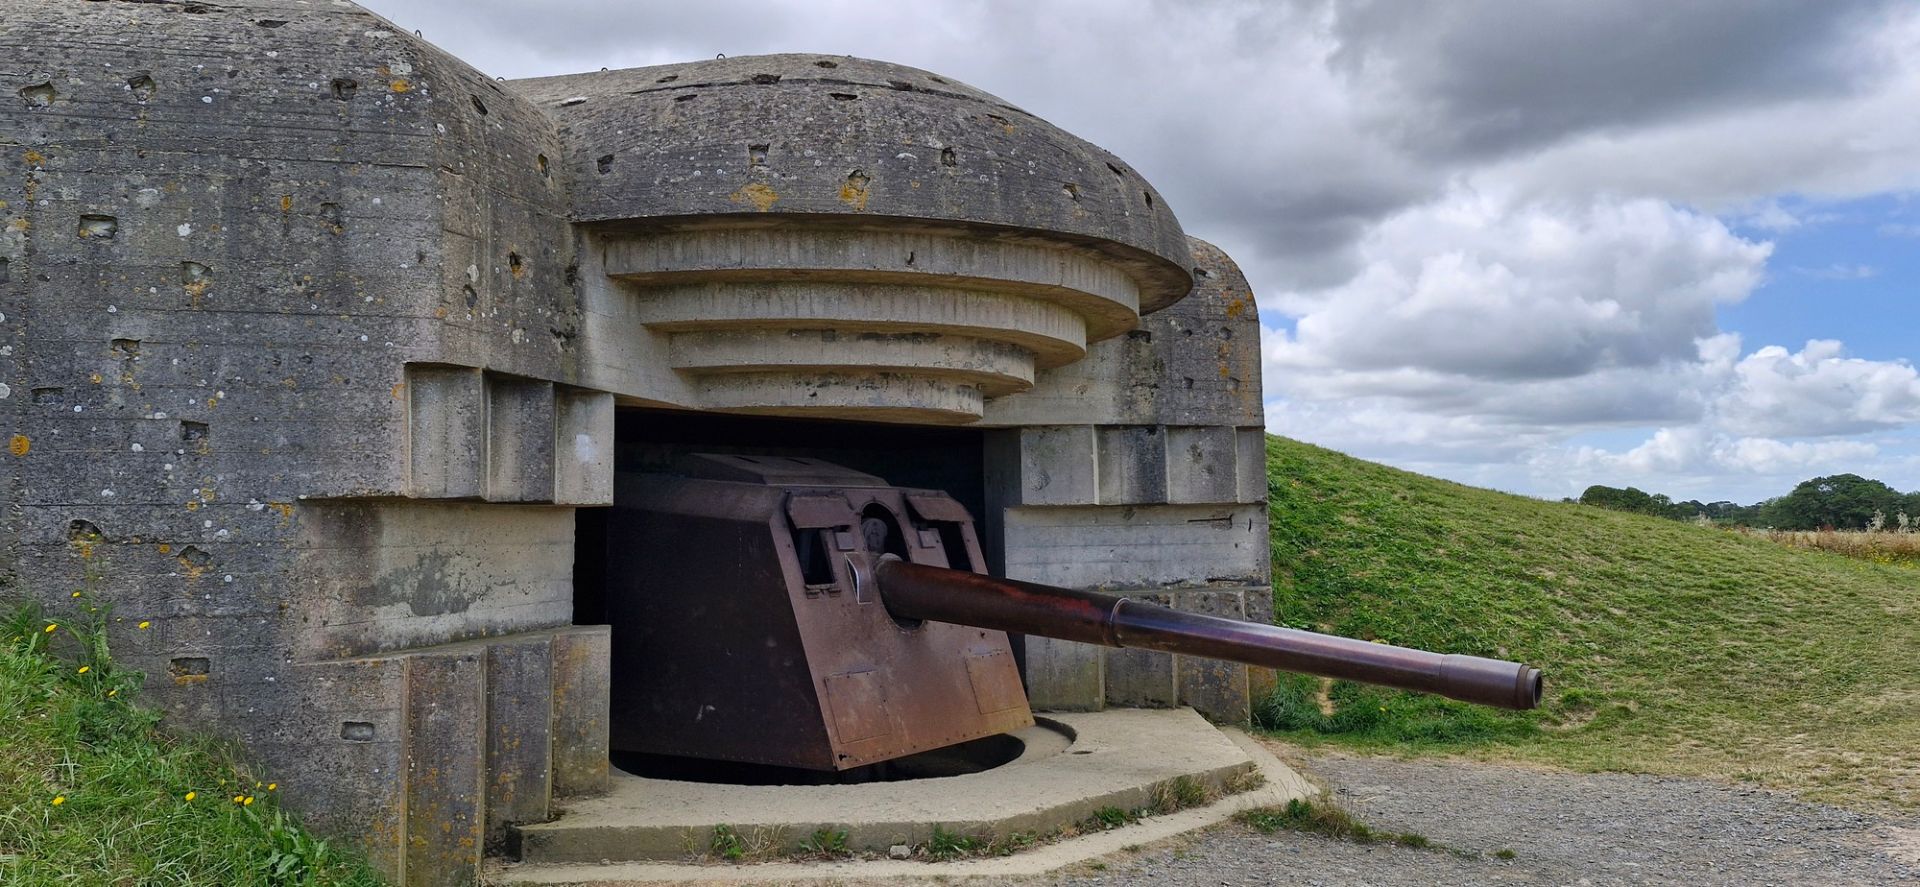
[596,454,1542,772]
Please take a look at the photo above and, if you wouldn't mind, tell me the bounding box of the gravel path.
[1047,749,1920,886]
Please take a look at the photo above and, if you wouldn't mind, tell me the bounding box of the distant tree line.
[1574,474,1920,531]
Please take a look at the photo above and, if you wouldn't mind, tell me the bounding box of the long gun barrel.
[860,555,1543,711]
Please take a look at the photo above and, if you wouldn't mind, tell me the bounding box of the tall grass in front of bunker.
[1744,527,1920,567]
[0,592,385,886]
[1255,434,1920,813]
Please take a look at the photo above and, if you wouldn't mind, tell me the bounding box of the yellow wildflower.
[77,666,89,674]
[70,591,82,598]
[51,796,65,806]
[138,621,150,630]
[232,795,244,804]
[184,791,196,802]
[267,783,277,791]
[107,689,117,698]
[43,624,56,633]
[243,796,255,806]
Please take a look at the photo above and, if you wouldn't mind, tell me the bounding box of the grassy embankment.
[0,598,382,886]
[1259,435,1919,813]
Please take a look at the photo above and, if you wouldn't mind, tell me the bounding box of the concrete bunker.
[0,3,1464,882]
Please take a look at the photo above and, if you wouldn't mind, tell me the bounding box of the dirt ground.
[1037,749,1920,886]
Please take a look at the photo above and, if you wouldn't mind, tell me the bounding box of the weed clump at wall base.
[1236,797,1433,849]
[0,598,384,886]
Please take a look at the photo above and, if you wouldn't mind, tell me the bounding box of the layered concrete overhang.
[511,56,1196,423]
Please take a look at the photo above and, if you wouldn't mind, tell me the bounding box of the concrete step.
[487,712,1313,884]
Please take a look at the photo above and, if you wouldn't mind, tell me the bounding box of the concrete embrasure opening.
[573,408,992,628]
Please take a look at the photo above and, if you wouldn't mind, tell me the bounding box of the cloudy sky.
[364,0,1920,504]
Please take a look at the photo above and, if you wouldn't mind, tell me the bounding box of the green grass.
[1259,435,1920,812]
[0,597,383,886]
[927,824,986,860]
[1236,797,1432,849]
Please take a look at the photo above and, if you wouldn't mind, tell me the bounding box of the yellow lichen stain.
[280,195,293,213]
[185,500,200,511]
[184,278,212,306]
[390,382,405,400]
[10,218,31,232]
[22,148,46,167]
[173,674,208,686]
[838,172,871,211]
[1223,296,1248,319]
[206,397,219,409]
[729,182,779,212]
[389,79,412,93]
[89,372,103,384]
[7,435,29,457]
[268,502,294,526]
[157,543,172,555]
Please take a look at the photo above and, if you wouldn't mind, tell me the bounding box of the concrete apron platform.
[491,708,1314,885]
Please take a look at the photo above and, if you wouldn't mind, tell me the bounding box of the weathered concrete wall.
[1,2,606,883]
[983,239,1272,722]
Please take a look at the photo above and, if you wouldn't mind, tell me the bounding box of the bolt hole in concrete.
[611,732,1026,786]
[470,94,488,115]
[169,657,210,678]
[20,82,54,107]
[330,77,357,100]
[77,215,118,239]
[127,73,156,102]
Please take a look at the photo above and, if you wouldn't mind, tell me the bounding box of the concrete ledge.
[487,718,1313,883]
